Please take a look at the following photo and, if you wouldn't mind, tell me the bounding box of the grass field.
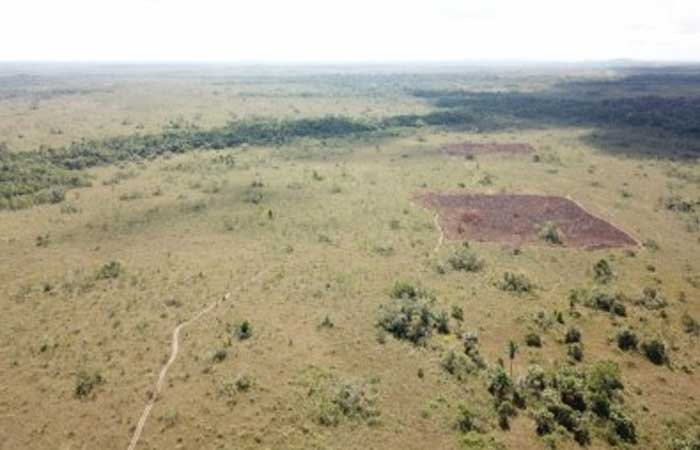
[1,63,699,450]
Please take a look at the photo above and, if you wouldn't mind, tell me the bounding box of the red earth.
[442,141,534,156]
[416,193,638,249]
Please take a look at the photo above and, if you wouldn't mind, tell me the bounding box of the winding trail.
[126,272,264,450]
[433,213,445,253]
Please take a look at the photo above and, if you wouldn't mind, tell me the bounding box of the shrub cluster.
[521,362,636,446]
[378,281,449,345]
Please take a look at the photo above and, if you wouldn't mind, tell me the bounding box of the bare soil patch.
[416,193,637,248]
[442,141,534,156]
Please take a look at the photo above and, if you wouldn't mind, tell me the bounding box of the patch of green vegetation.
[95,261,124,280]
[317,378,380,427]
[236,320,253,340]
[497,272,533,293]
[593,258,614,284]
[641,339,668,365]
[539,222,562,245]
[525,333,542,347]
[569,289,627,317]
[75,370,104,399]
[522,361,636,446]
[447,244,484,272]
[616,328,639,351]
[378,281,448,345]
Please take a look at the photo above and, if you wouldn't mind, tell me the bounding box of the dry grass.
[1,67,699,450]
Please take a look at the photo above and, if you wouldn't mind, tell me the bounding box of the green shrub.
[488,366,514,402]
[378,287,440,345]
[555,370,587,412]
[235,374,253,392]
[539,222,562,245]
[319,380,379,426]
[212,349,228,363]
[610,409,637,443]
[497,399,516,430]
[593,259,613,284]
[524,365,548,393]
[75,370,104,398]
[237,320,252,340]
[456,405,483,433]
[391,280,429,300]
[682,313,700,335]
[534,408,556,435]
[435,311,450,334]
[525,333,542,347]
[320,315,335,329]
[447,247,484,272]
[670,430,700,450]
[568,343,584,362]
[581,290,627,317]
[95,261,124,280]
[616,328,638,351]
[441,350,477,380]
[642,339,668,365]
[638,287,667,310]
[451,305,464,321]
[587,361,623,398]
[463,332,486,369]
[498,272,533,293]
[564,327,581,344]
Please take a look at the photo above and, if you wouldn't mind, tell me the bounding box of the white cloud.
[1,0,699,61]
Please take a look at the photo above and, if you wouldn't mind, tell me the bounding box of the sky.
[2,0,700,62]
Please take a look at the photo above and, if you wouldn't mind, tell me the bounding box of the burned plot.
[441,141,534,156]
[416,193,638,248]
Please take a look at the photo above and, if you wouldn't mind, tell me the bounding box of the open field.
[1,63,700,450]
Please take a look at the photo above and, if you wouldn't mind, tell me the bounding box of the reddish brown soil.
[442,141,534,156]
[416,193,637,248]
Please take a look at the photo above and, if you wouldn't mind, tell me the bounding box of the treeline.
[413,89,700,137]
[2,115,422,210]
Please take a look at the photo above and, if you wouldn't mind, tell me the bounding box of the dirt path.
[433,213,444,253]
[126,272,264,450]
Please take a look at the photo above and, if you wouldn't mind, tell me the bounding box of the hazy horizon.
[3,0,699,63]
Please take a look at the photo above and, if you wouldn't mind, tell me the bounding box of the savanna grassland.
[1,63,700,450]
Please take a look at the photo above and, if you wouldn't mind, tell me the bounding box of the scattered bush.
[212,349,228,363]
[75,370,104,398]
[498,272,533,293]
[638,287,667,310]
[95,261,124,280]
[565,327,582,344]
[616,328,639,351]
[641,339,668,365]
[682,313,700,335]
[391,280,431,300]
[441,350,477,380]
[456,405,483,433]
[610,409,637,443]
[378,283,444,345]
[670,430,700,450]
[568,343,584,362]
[318,379,379,427]
[451,305,464,321]
[539,222,562,245]
[574,289,627,317]
[237,320,252,340]
[320,315,335,329]
[235,374,253,392]
[463,331,487,369]
[525,333,542,348]
[593,259,613,284]
[447,247,484,272]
